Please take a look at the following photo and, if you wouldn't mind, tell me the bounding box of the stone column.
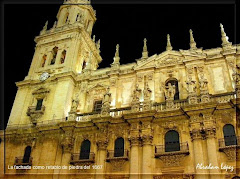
[141,134,153,179]
[190,127,209,179]
[204,119,222,179]
[59,126,74,175]
[96,140,108,179]
[129,134,140,179]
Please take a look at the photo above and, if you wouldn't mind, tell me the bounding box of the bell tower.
[26,0,101,81]
[7,0,102,127]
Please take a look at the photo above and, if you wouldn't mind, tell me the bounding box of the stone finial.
[93,35,96,42]
[97,39,101,51]
[142,38,148,59]
[112,44,120,65]
[220,23,231,46]
[189,29,197,50]
[40,21,48,35]
[166,34,172,51]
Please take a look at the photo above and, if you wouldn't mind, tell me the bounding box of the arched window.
[65,12,69,24]
[82,61,87,70]
[23,146,32,163]
[80,140,91,159]
[223,124,237,146]
[60,50,66,64]
[165,78,179,100]
[165,130,180,152]
[50,47,58,65]
[41,54,47,67]
[114,137,124,157]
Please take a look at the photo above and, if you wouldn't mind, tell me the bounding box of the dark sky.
[2,0,239,129]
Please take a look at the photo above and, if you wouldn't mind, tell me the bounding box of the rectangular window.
[36,99,43,111]
[93,100,102,112]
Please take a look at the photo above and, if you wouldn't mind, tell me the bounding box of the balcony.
[218,137,240,161]
[218,136,240,149]
[14,157,33,166]
[106,150,129,162]
[155,142,189,167]
[155,142,189,157]
[26,106,45,124]
[70,153,95,165]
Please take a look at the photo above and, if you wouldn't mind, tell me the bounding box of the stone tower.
[7,0,102,127]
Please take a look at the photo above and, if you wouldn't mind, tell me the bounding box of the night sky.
[2,0,239,129]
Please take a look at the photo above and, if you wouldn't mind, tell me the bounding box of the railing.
[218,136,240,149]
[210,92,236,103]
[70,153,95,164]
[155,142,189,157]
[106,150,129,161]
[14,157,33,166]
[109,107,131,117]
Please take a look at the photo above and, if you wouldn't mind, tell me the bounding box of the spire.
[189,29,197,50]
[93,35,96,42]
[220,23,231,47]
[166,34,172,51]
[112,44,120,65]
[142,38,148,59]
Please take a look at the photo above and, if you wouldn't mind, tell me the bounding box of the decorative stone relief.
[110,159,126,172]
[159,154,186,167]
[220,147,238,161]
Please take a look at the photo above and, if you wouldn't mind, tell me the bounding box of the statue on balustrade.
[132,84,142,102]
[143,83,152,101]
[186,77,197,93]
[199,74,208,91]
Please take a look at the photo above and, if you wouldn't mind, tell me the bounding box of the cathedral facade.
[1,0,240,179]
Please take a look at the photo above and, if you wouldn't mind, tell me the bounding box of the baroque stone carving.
[220,147,238,161]
[110,159,126,172]
[159,154,186,167]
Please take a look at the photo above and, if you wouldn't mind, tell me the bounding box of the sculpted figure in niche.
[186,76,197,93]
[164,83,176,100]
[199,74,208,91]
[144,83,152,100]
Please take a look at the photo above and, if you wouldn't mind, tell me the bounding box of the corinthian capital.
[128,135,140,147]
[97,139,108,150]
[141,134,153,145]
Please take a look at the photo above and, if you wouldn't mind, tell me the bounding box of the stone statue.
[71,93,79,111]
[186,77,197,93]
[199,75,208,91]
[164,83,176,100]
[103,87,111,105]
[132,84,142,102]
[144,83,152,100]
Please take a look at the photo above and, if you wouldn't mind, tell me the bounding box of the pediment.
[156,50,184,67]
[134,54,157,70]
[87,83,108,93]
[32,87,50,95]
